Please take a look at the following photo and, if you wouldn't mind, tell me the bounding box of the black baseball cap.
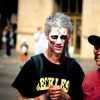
[88,35,100,46]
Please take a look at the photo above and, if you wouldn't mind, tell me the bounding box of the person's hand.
[48,85,72,100]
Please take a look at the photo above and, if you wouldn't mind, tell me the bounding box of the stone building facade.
[16,0,100,58]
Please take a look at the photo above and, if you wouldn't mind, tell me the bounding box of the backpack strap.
[65,57,75,78]
[31,54,43,77]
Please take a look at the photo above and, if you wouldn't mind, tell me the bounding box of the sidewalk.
[0,49,21,100]
[0,49,32,100]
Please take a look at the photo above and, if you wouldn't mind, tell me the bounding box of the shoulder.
[65,57,76,63]
[25,54,43,65]
[65,57,84,76]
[30,53,44,66]
[31,53,43,60]
[21,56,37,71]
[65,57,80,68]
[84,69,98,81]
[24,58,34,66]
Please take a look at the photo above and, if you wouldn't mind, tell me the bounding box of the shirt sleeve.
[68,59,85,100]
[12,58,36,97]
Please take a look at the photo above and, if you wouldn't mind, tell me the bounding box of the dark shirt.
[12,53,84,100]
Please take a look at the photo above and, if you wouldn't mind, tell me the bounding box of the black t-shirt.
[12,53,84,100]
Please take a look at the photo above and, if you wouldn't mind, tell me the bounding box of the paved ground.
[0,49,98,100]
[0,49,21,100]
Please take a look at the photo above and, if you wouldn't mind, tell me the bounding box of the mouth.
[95,59,100,62]
[55,46,63,50]
[95,56,100,62]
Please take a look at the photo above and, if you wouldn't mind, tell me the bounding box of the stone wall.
[16,0,54,52]
[81,0,100,58]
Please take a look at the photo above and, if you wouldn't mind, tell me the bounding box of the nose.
[94,48,100,54]
[56,37,62,44]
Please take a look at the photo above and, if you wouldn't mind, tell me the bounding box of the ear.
[47,36,49,40]
[45,32,49,40]
[67,33,70,38]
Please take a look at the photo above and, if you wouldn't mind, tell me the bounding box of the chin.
[96,62,100,66]
[55,51,62,54]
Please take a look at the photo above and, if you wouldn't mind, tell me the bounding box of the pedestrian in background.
[20,38,29,61]
[33,27,48,55]
[12,23,17,49]
[82,35,100,100]
[3,25,14,57]
[2,26,8,48]
[12,12,84,100]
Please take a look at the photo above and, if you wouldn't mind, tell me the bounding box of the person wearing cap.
[82,35,100,100]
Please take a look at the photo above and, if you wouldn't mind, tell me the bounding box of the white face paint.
[48,27,68,54]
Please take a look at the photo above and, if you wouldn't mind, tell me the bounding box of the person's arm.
[17,93,49,100]
[12,59,36,99]
[17,93,27,100]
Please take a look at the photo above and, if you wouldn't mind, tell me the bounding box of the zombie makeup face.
[48,27,69,54]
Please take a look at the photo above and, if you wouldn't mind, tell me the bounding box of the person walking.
[3,25,14,57]
[12,12,84,100]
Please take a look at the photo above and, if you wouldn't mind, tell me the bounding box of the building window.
[55,0,82,15]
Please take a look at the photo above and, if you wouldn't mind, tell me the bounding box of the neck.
[43,48,65,64]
